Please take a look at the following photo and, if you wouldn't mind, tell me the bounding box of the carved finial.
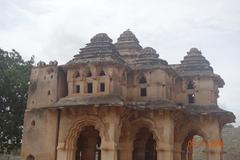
[90,33,113,43]
[49,60,58,66]
[117,29,139,43]
[37,61,46,67]
[139,47,159,58]
[187,48,202,55]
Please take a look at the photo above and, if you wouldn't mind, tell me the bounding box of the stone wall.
[0,154,20,160]
[222,125,240,160]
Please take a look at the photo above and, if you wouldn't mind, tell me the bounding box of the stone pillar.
[201,118,223,160]
[156,144,173,160]
[119,142,133,160]
[207,145,222,160]
[187,145,192,160]
[100,109,120,160]
[155,112,174,160]
[174,143,182,160]
[100,141,118,160]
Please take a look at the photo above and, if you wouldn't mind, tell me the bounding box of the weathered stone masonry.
[21,30,235,160]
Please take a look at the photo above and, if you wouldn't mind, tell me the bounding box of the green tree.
[0,48,34,153]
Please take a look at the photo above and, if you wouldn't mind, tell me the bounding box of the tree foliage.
[0,48,34,153]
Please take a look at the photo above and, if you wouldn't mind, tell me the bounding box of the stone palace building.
[21,30,235,160]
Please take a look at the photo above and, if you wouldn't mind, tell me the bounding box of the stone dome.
[67,33,125,65]
[139,47,159,58]
[187,48,202,55]
[133,47,168,69]
[117,29,139,43]
[178,48,213,76]
[114,29,142,62]
[115,29,142,50]
[90,33,113,43]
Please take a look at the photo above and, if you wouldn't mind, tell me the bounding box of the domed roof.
[139,47,159,59]
[178,48,213,76]
[117,29,139,43]
[67,33,125,65]
[90,33,113,43]
[132,47,168,69]
[187,48,202,55]
[115,29,142,51]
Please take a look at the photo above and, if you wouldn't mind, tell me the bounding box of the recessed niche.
[51,75,53,79]
[99,70,105,76]
[31,120,35,126]
[48,90,51,95]
[140,88,147,97]
[47,68,54,74]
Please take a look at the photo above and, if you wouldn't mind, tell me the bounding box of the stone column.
[100,141,118,160]
[156,144,173,160]
[187,145,192,160]
[100,109,121,160]
[119,142,133,160]
[207,144,222,160]
[173,143,182,160]
[155,112,174,160]
[201,118,223,160]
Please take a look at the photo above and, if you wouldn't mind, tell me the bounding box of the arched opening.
[192,135,207,160]
[99,70,105,76]
[139,75,147,84]
[73,71,80,78]
[86,70,92,77]
[187,80,194,89]
[75,126,101,160]
[138,74,147,97]
[181,132,207,160]
[26,155,35,160]
[133,127,157,160]
[188,93,195,104]
[47,68,54,74]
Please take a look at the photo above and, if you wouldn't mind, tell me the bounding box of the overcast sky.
[0,0,239,126]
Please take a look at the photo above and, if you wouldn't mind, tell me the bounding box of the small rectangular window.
[87,83,93,93]
[76,85,80,93]
[140,88,147,97]
[188,94,195,104]
[100,83,105,92]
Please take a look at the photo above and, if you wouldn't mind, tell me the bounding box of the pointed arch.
[181,129,209,160]
[99,70,105,76]
[130,118,159,142]
[73,71,80,78]
[64,115,109,149]
[121,71,127,82]
[86,70,92,77]
[133,127,157,160]
[138,73,147,84]
[187,80,195,89]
